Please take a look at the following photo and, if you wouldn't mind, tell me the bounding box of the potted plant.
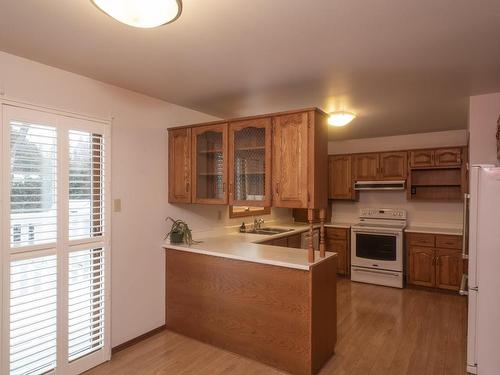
[164,217,197,245]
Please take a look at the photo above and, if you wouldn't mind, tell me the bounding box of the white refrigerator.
[465,165,500,374]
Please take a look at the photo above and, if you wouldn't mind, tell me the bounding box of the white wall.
[469,92,500,165]
[328,129,467,155]
[328,130,467,226]
[0,51,290,347]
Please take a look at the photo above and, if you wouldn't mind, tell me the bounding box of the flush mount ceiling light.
[327,111,356,127]
[91,0,182,28]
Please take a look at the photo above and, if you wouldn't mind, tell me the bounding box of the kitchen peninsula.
[164,226,338,375]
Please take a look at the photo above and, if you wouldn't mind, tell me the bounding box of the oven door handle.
[352,230,400,237]
[352,268,400,277]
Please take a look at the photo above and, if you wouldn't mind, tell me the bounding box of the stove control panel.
[359,208,407,220]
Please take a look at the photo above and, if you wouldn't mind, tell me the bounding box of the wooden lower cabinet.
[287,233,302,249]
[408,247,435,287]
[435,248,463,291]
[261,228,350,276]
[270,236,289,247]
[325,228,350,276]
[262,233,301,248]
[326,239,348,275]
[407,232,463,291]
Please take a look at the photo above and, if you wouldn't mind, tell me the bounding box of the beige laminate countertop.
[325,222,354,229]
[163,223,337,271]
[404,225,463,236]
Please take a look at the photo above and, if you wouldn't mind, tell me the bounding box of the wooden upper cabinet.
[272,110,328,209]
[168,128,192,203]
[409,246,435,288]
[410,149,434,168]
[353,153,379,181]
[192,123,228,205]
[167,107,328,209]
[328,155,353,200]
[272,112,309,208]
[410,147,463,168]
[228,118,272,207]
[435,148,462,167]
[435,248,462,291]
[379,152,407,180]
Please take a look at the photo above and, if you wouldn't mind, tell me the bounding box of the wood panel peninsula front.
[164,227,338,375]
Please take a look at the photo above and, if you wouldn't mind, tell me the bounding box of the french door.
[1,104,111,375]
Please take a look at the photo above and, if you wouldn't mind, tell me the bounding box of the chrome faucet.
[254,217,265,230]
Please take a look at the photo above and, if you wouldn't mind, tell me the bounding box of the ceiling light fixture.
[91,0,182,28]
[327,111,356,127]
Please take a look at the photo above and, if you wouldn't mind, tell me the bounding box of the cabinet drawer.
[407,233,435,247]
[326,227,348,240]
[435,235,462,250]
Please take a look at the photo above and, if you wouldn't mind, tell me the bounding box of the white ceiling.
[0,0,499,139]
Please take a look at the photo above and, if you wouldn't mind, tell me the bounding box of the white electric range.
[350,208,407,288]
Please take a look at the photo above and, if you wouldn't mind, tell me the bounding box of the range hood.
[354,180,406,191]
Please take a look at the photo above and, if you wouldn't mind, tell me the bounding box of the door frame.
[0,98,112,375]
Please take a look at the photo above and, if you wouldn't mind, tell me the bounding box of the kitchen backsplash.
[331,190,463,226]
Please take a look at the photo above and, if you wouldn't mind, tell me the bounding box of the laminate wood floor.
[86,279,467,375]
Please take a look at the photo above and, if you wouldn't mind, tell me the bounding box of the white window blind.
[10,122,57,248]
[69,131,105,241]
[2,104,111,375]
[9,255,58,375]
[68,248,105,362]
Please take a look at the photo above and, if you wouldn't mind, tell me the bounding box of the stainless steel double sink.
[246,227,295,235]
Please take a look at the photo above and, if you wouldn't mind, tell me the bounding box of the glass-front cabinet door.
[192,123,228,204]
[228,118,272,206]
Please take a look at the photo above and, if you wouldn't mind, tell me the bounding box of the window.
[1,104,110,375]
[68,131,105,241]
[10,122,57,248]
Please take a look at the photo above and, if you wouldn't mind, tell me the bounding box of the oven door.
[351,229,403,271]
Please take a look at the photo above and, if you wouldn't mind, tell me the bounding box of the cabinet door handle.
[275,183,279,195]
[186,182,190,192]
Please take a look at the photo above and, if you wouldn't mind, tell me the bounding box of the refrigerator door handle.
[462,193,470,260]
[459,274,469,296]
